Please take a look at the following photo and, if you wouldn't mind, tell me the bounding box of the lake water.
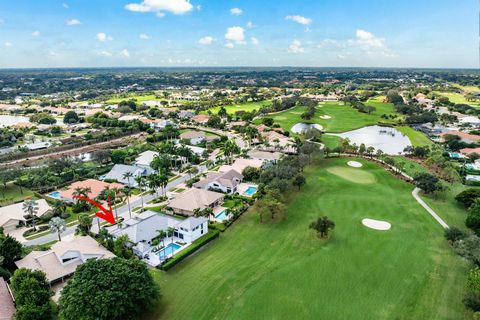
[330,125,412,155]
[291,123,323,134]
[0,115,30,127]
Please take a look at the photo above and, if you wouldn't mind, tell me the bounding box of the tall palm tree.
[123,171,134,188]
[147,174,161,197]
[22,199,39,231]
[49,217,66,241]
[123,187,132,219]
[167,227,175,245]
[135,175,146,210]
[158,173,169,196]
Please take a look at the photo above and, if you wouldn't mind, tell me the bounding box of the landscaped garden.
[146,158,470,320]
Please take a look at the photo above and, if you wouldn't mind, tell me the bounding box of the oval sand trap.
[347,161,363,168]
[362,218,391,231]
[326,166,376,184]
[320,115,332,119]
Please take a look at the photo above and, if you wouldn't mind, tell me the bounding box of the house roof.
[179,131,206,140]
[176,216,208,230]
[218,159,263,174]
[168,188,224,213]
[460,147,480,155]
[0,199,51,228]
[59,179,123,201]
[108,211,180,243]
[247,150,282,161]
[440,131,480,142]
[103,164,153,186]
[135,150,159,167]
[194,169,243,189]
[192,114,209,123]
[15,236,114,283]
[0,277,14,320]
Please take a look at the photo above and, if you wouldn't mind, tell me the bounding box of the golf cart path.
[412,187,449,229]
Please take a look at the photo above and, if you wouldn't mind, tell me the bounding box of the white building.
[193,169,243,194]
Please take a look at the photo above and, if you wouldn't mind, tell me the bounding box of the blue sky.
[0,0,477,68]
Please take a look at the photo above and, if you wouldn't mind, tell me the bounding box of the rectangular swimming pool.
[156,243,182,259]
[215,210,228,221]
[244,186,257,196]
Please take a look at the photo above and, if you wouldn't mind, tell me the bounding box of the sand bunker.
[362,218,391,231]
[320,115,332,119]
[347,161,363,168]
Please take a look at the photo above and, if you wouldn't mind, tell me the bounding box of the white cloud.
[318,29,395,57]
[97,32,113,42]
[4,42,12,48]
[32,30,40,37]
[99,50,112,57]
[225,26,245,43]
[139,33,150,40]
[246,21,255,29]
[198,36,214,45]
[288,40,304,53]
[125,0,194,16]
[66,19,81,26]
[224,42,234,49]
[230,8,243,16]
[120,49,130,58]
[62,3,69,8]
[285,15,312,26]
[251,37,259,45]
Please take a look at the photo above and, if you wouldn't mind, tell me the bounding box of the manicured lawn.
[257,100,399,133]
[0,184,34,205]
[396,126,433,147]
[208,100,272,115]
[106,94,161,104]
[433,91,480,108]
[146,158,470,320]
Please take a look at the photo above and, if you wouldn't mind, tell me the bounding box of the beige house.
[193,169,243,194]
[15,236,114,283]
[218,158,264,174]
[0,199,51,234]
[168,188,224,216]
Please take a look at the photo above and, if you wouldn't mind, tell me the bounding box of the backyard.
[146,158,470,320]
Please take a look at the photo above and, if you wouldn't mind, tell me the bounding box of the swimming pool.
[449,152,463,159]
[244,186,258,196]
[156,243,182,259]
[47,191,62,199]
[215,210,228,221]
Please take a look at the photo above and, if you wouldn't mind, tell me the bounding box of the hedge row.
[160,229,220,271]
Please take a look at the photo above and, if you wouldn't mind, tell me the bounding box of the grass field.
[433,91,480,108]
[396,126,433,147]
[0,184,34,205]
[146,158,470,320]
[257,100,399,133]
[106,94,161,104]
[208,100,272,115]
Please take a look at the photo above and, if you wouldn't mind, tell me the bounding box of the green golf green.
[146,158,470,320]
[326,166,376,184]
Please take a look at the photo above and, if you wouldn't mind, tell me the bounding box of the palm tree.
[52,200,67,217]
[49,217,66,241]
[135,175,146,210]
[167,227,175,244]
[158,173,169,196]
[147,174,161,197]
[222,140,239,164]
[22,199,39,231]
[123,187,133,219]
[123,171,134,188]
[309,216,335,239]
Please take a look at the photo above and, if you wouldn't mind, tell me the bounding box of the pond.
[0,115,30,128]
[330,125,412,155]
[291,123,323,134]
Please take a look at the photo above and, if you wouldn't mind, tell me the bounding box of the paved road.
[24,164,208,246]
[412,187,449,229]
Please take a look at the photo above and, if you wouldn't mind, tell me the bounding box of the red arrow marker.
[72,196,116,225]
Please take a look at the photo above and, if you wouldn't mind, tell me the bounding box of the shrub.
[444,226,467,243]
[456,189,480,208]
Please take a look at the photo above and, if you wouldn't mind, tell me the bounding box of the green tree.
[0,234,22,271]
[63,110,79,124]
[10,268,52,320]
[456,189,480,208]
[292,174,306,190]
[59,258,159,320]
[414,172,443,194]
[113,234,134,259]
[22,199,39,231]
[310,216,335,238]
[76,213,92,236]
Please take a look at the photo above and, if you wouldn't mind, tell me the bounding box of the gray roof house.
[108,211,208,258]
[168,188,224,216]
[102,164,154,187]
[193,169,243,194]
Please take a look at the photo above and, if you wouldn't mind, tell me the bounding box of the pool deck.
[237,183,258,197]
[144,237,189,267]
